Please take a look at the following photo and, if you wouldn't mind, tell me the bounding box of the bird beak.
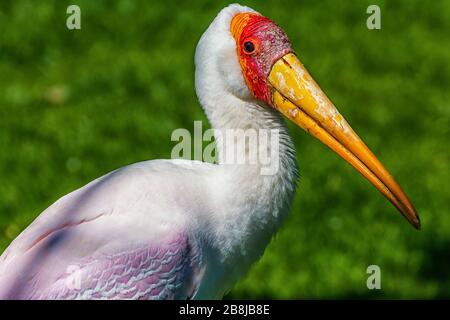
[268,53,420,229]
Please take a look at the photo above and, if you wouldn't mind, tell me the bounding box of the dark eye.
[243,41,255,54]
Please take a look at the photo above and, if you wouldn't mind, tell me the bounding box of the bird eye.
[243,41,255,54]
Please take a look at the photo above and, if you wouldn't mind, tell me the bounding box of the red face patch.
[231,13,292,105]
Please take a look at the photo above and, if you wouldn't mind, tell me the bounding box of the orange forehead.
[231,13,267,42]
[231,13,253,40]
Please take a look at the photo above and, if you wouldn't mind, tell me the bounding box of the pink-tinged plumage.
[0,161,206,299]
[0,2,417,300]
[24,234,201,300]
[0,4,300,299]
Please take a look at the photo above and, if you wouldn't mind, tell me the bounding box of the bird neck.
[207,95,298,225]
[198,88,299,283]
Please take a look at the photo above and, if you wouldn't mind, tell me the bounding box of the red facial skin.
[231,13,293,105]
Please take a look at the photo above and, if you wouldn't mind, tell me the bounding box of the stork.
[0,4,419,300]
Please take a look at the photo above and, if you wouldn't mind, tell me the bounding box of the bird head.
[196,4,420,229]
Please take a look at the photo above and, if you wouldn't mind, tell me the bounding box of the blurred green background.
[0,0,449,299]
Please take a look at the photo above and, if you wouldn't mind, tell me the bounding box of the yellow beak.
[269,53,420,229]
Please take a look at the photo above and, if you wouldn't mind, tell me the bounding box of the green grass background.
[0,0,449,298]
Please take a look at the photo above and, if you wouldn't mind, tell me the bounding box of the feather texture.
[0,4,299,299]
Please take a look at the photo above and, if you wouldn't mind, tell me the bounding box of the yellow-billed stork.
[0,4,419,299]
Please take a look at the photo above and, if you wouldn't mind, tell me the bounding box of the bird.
[0,3,420,300]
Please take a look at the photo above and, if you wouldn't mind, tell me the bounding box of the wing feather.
[0,160,208,299]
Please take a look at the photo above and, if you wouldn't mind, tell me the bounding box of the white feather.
[0,4,299,299]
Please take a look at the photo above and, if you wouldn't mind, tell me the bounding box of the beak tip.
[413,216,421,230]
[409,213,421,230]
